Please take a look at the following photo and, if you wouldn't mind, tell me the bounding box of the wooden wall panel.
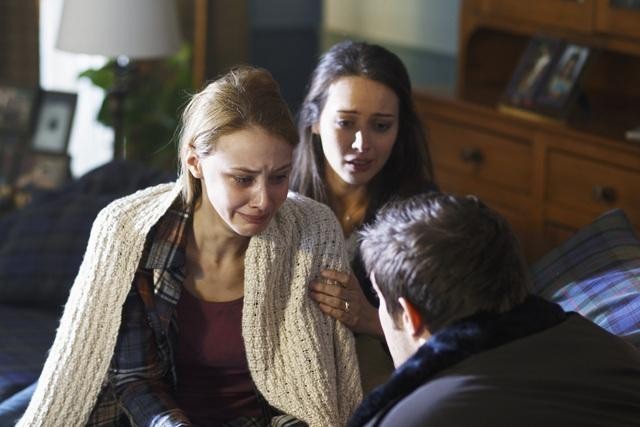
[0,0,39,86]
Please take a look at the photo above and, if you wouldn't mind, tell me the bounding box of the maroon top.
[175,289,261,426]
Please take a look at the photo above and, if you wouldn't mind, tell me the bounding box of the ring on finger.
[344,300,350,312]
[326,279,341,287]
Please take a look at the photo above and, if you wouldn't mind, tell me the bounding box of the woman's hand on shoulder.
[309,269,384,338]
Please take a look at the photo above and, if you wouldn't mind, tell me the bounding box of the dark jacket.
[350,296,640,427]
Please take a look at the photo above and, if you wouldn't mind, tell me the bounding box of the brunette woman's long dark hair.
[290,40,435,223]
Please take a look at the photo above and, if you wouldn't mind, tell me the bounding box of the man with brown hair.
[349,193,640,427]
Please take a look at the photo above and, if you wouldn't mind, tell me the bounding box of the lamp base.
[109,56,133,160]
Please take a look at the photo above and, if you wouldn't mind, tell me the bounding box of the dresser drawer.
[427,118,533,195]
[546,150,640,220]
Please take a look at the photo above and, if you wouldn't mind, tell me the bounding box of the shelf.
[454,23,640,143]
[415,88,640,155]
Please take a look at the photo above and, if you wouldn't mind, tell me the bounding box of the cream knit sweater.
[18,183,362,427]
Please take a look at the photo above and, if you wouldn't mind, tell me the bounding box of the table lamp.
[56,0,182,159]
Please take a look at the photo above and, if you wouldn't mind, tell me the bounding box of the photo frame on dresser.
[16,151,71,190]
[0,86,37,134]
[500,36,563,110]
[535,43,591,117]
[30,90,77,154]
[500,36,591,120]
[0,86,39,185]
[14,89,76,191]
[2,89,77,191]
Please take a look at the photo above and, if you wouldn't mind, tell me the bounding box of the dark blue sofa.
[0,161,172,424]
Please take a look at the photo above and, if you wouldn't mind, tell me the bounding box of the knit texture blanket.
[18,182,362,427]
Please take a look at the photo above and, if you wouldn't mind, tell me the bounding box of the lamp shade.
[56,0,182,59]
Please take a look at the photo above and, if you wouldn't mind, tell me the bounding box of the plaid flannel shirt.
[88,202,300,427]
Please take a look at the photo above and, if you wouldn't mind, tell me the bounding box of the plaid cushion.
[0,304,59,401]
[0,160,172,309]
[531,209,640,349]
[0,192,115,309]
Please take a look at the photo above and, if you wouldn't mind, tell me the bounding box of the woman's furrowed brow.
[228,163,292,174]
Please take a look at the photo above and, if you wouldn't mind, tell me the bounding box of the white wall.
[323,0,460,55]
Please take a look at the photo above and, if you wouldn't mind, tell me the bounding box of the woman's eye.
[336,119,353,128]
[269,174,289,184]
[374,122,393,132]
[233,176,254,185]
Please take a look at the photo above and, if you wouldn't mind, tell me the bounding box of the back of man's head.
[360,193,531,333]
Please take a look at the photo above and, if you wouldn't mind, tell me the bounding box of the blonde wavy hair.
[177,66,298,205]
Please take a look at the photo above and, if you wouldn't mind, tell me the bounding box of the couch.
[0,161,172,417]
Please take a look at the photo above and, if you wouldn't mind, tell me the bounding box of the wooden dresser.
[415,0,640,260]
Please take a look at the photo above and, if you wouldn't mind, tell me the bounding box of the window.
[40,0,113,177]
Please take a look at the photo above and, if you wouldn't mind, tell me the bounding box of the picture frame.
[30,90,77,154]
[500,36,563,110]
[0,86,38,134]
[500,36,591,120]
[16,151,71,190]
[0,86,38,184]
[535,43,591,117]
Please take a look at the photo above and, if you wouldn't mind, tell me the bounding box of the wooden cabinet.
[475,0,596,33]
[545,149,640,219]
[428,119,533,196]
[595,0,640,40]
[416,89,640,260]
[415,1,640,260]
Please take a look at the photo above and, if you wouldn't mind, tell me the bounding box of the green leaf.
[78,63,116,89]
[78,42,195,172]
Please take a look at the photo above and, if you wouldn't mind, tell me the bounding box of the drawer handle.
[592,185,616,204]
[460,147,484,165]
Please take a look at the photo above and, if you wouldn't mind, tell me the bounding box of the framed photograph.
[501,36,592,120]
[0,86,39,185]
[16,152,70,190]
[501,36,563,110]
[31,90,77,154]
[0,86,38,134]
[535,43,591,116]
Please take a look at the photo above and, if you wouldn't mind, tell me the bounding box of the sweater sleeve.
[312,204,364,424]
[242,194,363,427]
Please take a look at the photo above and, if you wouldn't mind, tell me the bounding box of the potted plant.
[79,43,194,172]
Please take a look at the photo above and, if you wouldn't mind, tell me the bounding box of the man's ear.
[398,297,427,338]
[186,148,202,179]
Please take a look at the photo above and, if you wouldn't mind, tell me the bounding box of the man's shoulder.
[371,318,640,427]
[367,376,476,427]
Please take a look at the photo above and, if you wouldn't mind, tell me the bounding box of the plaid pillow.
[0,192,114,309]
[531,209,640,349]
[0,160,173,309]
